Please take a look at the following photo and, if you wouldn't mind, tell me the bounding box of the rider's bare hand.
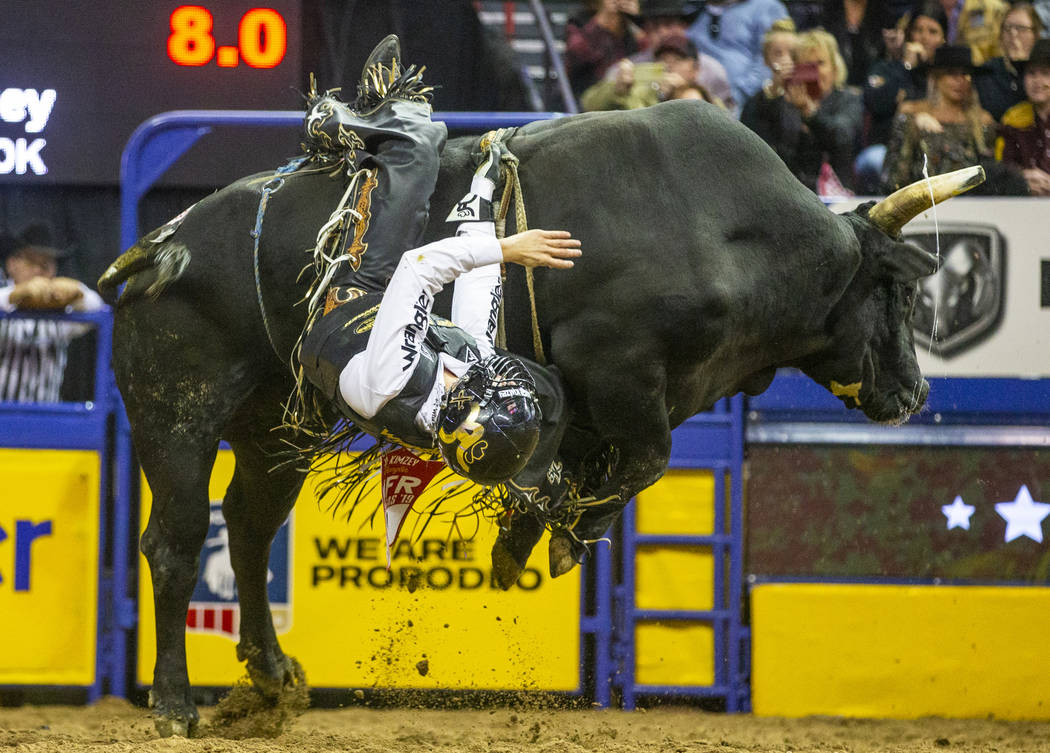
[499,229,582,269]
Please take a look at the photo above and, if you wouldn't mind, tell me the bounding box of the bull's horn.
[868,165,985,236]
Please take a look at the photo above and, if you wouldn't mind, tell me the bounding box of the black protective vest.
[299,292,481,449]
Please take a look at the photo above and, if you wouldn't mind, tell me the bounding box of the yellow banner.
[0,449,100,686]
[753,583,1050,719]
[138,451,581,690]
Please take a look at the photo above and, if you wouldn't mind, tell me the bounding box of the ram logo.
[185,501,293,639]
[904,223,1005,358]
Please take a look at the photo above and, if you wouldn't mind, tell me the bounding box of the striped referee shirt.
[0,280,105,404]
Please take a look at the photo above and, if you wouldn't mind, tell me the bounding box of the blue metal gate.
[615,396,749,710]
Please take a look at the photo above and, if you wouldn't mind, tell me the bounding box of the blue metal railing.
[524,0,579,114]
[0,308,117,700]
[119,109,566,252]
[0,310,113,446]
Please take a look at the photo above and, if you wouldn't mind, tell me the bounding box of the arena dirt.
[3,696,1050,752]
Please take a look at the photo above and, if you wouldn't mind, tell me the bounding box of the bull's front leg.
[547,447,668,576]
[491,362,575,590]
[224,430,306,698]
[548,366,672,578]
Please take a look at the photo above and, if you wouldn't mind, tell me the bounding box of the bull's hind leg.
[131,397,240,736]
[116,307,257,737]
[137,438,217,737]
[221,398,308,698]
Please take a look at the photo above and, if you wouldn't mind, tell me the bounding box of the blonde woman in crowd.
[946,0,1010,66]
[755,18,799,101]
[882,44,1023,194]
[741,25,863,192]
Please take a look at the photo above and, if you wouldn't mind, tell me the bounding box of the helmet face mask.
[437,355,541,485]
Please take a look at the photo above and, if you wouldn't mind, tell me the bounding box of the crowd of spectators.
[566,0,1050,196]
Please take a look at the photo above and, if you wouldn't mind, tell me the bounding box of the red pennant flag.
[381,447,445,567]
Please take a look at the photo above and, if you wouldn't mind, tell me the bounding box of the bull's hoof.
[548,531,585,578]
[148,689,200,738]
[246,651,303,699]
[491,537,526,591]
[490,513,546,590]
[208,657,309,739]
[154,715,198,739]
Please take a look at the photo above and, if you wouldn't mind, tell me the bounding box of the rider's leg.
[314,35,448,302]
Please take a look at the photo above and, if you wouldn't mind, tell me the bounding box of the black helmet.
[437,355,541,485]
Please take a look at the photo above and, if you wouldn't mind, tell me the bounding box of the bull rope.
[485,129,546,366]
[251,154,310,359]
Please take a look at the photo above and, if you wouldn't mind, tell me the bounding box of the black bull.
[99,100,978,735]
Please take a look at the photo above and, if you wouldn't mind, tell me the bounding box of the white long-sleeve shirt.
[337,225,503,436]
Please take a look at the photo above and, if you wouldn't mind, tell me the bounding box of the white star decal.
[942,495,975,530]
[994,485,1050,543]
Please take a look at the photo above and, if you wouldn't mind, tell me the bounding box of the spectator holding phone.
[742,26,863,193]
[612,0,737,113]
[565,0,643,99]
[580,33,726,110]
[998,39,1050,196]
[753,17,799,100]
[974,2,1044,122]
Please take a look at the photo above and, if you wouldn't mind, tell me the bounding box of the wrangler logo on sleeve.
[400,292,431,370]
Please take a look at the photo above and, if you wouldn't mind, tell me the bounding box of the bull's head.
[796,166,985,424]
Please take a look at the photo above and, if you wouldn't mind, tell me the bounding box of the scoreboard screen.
[0,2,303,185]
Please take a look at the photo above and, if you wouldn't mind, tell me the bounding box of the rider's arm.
[338,233,502,419]
[451,224,501,360]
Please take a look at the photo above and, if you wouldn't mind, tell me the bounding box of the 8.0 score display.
[0,2,303,184]
[167,5,289,69]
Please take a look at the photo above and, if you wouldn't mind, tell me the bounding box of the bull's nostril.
[900,381,929,412]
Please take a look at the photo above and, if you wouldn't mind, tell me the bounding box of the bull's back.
[509,101,826,229]
[432,102,850,381]
[459,103,833,336]
[114,168,351,369]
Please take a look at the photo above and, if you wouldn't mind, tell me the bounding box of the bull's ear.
[879,241,939,282]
